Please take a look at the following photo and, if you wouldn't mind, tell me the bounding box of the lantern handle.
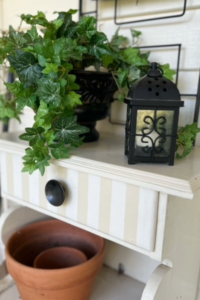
[148,62,163,78]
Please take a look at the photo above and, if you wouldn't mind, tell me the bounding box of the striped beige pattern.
[1,152,159,251]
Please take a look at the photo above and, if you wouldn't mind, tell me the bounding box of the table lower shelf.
[0,265,145,300]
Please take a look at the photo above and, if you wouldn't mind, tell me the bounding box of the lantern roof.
[126,62,182,105]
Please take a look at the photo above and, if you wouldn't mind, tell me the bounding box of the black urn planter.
[72,70,118,142]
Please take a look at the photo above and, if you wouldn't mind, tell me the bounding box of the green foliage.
[8,51,43,86]
[0,94,20,122]
[54,115,88,144]
[176,123,200,159]
[0,9,176,175]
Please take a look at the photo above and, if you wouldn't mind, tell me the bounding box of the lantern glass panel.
[135,109,174,159]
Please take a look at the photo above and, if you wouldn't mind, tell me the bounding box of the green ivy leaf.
[53,38,67,55]
[89,33,111,60]
[160,63,176,81]
[34,100,48,121]
[34,44,43,56]
[0,97,15,118]
[60,78,68,97]
[36,76,61,107]
[22,161,38,174]
[22,147,38,173]
[60,78,67,88]
[4,81,24,96]
[65,91,82,107]
[61,38,82,61]
[128,66,141,84]
[117,87,128,102]
[140,51,151,60]
[21,11,49,27]
[54,115,89,145]
[77,16,97,39]
[67,75,79,91]
[36,154,51,175]
[62,62,73,74]
[41,111,57,130]
[22,147,36,162]
[42,63,59,74]
[7,26,27,50]
[130,29,142,45]
[0,94,20,121]
[118,93,125,102]
[50,143,73,159]
[121,47,149,67]
[8,51,43,85]
[41,39,55,60]
[45,129,56,144]
[130,29,142,39]
[76,46,88,53]
[110,28,129,52]
[22,145,51,175]
[56,10,78,38]
[26,25,39,41]
[34,101,53,130]
[19,127,45,146]
[117,69,129,88]
[176,123,200,159]
[15,88,37,111]
[52,19,64,30]
[38,54,46,67]
[102,55,114,68]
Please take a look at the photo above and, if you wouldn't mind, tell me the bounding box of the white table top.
[0,132,200,199]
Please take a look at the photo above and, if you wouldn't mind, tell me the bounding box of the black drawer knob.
[45,180,65,207]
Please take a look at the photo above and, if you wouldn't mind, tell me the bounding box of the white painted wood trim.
[0,132,199,199]
[0,206,49,245]
[141,264,172,300]
[0,205,20,244]
[150,193,168,261]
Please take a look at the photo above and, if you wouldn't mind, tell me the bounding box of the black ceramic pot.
[72,70,118,142]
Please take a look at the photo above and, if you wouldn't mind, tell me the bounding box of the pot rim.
[6,219,105,274]
[33,246,87,269]
[6,241,105,273]
[6,242,105,290]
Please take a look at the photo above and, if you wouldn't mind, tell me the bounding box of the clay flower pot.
[34,247,87,269]
[6,219,105,300]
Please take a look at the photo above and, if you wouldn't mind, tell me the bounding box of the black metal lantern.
[124,62,184,165]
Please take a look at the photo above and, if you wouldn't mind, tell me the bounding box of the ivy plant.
[176,123,200,159]
[0,9,175,175]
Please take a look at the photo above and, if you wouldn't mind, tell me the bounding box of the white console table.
[0,131,200,300]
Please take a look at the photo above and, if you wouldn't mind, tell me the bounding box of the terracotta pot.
[34,247,87,269]
[6,219,105,300]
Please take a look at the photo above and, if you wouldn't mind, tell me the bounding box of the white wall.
[0,0,79,29]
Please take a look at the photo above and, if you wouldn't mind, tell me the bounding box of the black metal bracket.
[79,0,98,21]
[114,0,187,25]
[193,72,200,124]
